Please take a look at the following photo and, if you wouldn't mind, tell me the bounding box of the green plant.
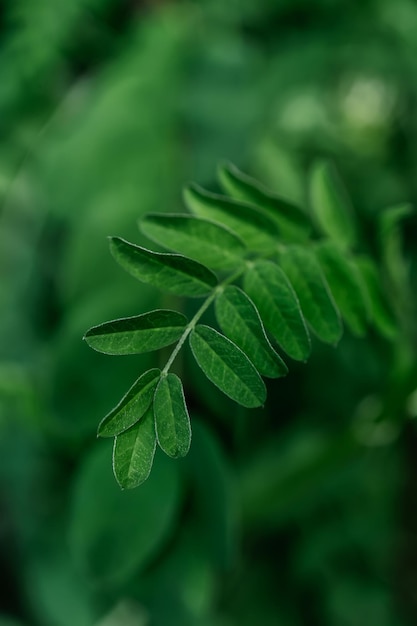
[84,160,400,489]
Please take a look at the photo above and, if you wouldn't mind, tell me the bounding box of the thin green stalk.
[161,265,246,376]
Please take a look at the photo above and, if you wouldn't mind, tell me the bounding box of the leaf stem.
[161,266,245,376]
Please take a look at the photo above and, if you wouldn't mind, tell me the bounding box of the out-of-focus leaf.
[69,443,181,586]
[239,428,361,528]
[24,548,99,626]
[84,310,187,355]
[96,600,149,626]
[309,160,357,249]
[379,203,413,287]
[315,241,368,336]
[113,405,157,489]
[379,203,413,244]
[140,213,246,270]
[278,245,343,345]
[186,420,237,569]
[218,161,310,241]
[137,522,217,625]
[98,369,161,437]
[215,286,288,378]
[244,260,311,361]
[183,183,278,252]
[356,256,398,339]
[109,237,218,297]
[189,325,266,408]
[154,374,191,458]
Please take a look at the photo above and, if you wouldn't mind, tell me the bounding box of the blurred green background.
[1,0,417,624]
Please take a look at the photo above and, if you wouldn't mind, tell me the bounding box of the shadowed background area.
[1,1,417,624]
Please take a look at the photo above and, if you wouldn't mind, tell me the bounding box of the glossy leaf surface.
[215,286,287,378]
[189,325,266,408]
[183,183,278,252]
[309,160,356,249]
[154,373,191,458]
[315,242,368,336]
[218,161,310,241]
[244,260,311,361]
[84,310,187,355]
[113,405,157,489]
[278,245,342,345]
[109,236,218,297]
[98,369,161,437]
[140,213,246,270]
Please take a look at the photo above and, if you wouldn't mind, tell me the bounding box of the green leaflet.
[218,161,310,241]
[109,236,218,297]
[244,260,311,361]
[278,245,342,345]
[113,405,157,489]
[309,160,357,249]
[183,183,279,252]
[215,286,288,378]
[356,256,398,339]
[154,373,191,458]
[140,213,246,270]
[84,310,187,355]
[189,325,266,408]
[315,241,368,336]
[98,369,161,437]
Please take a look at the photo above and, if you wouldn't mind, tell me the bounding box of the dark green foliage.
[3,2,417,624]
[85,162,399,486]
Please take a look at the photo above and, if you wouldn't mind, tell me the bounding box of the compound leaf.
[244,260,311,361]
[315,241,368,336]
[215,286,288,378]
[113,405,157,489]
[183,183,279,253]
[278,245,343,345]
[84,310,187,355]
[218,161,311,241]
[98,369,161,437]
[154,373,191,458]
[109,236,218,297]
[189,325,266,408]
[140,213,246,270]
[309,160,357,249]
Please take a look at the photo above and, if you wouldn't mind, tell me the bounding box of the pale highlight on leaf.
[109,236,218,297]
[215,286,288,378]
[84,310,187,355]
[315,241,368,336]
[140,213,246,270]
[183,183,279,252]
[189,325,266,408]
[113,406,157,489]
[98,369,161,437]
[244,260,311,361]
[309,160,357,249]
[278,245,342,345]
[218,161,310,241]
[154,374,191,458]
